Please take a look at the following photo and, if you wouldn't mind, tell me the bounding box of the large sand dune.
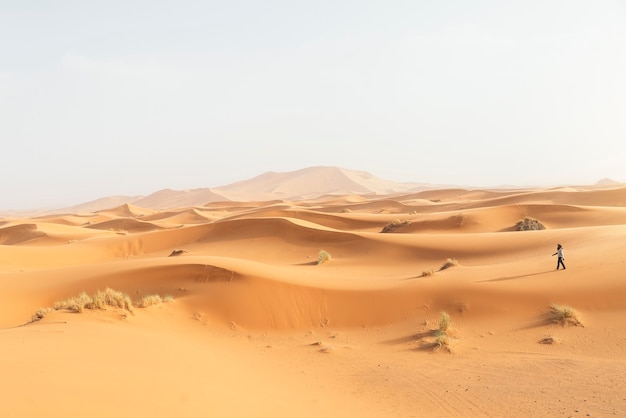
[1,186,625,417]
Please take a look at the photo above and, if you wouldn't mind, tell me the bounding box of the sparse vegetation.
[434,333,450,349]
[548,304,583,327]
[515,217,546,231]
[539,336,562,345]
[439,258,459,271]
[30,307,53,323]
[29,288,175,324]
[381,219,411,233]
[438,311,451,333]
[53,289,133,313]
[54,291,94,313]
[98,288,134,311]
[137,294,163,308]
[431,311,453,352]
[317,250,332,265]
[421,269,436,277]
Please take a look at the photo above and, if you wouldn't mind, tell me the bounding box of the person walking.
[552,244,566,270]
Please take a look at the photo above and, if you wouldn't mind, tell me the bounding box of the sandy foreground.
[1,186,625,417]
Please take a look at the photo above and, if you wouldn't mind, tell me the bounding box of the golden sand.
[1,186,625,417]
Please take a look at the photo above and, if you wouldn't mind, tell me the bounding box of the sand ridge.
[1,186,625,417]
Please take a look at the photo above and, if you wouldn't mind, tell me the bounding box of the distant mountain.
[595,178,624,187]
[0,195,143,218]
[212,166,421,201]
[131,188,229,209]
[2,167,430,216]
[56,195,144,214]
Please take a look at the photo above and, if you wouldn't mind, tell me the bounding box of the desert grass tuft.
[548,304,583,327]
[431,312,452,340]
[381,219,411,233]
[515,217,546,231]
[430,312,453,352]
[30,307,53,323]
[434,334,450,350]
[137,294,163,308]
[438,258,459,271]
[414,311,456,353]
[54,291,93,313]
[53,288,134,314]
[29,289,174,324]
[95,288,134,312]
[438,311,451,333]
[317,250,332,265]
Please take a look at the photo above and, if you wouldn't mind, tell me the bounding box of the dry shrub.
[515,217,546,231]
[421,269,435,277]
[54,288,134,314]
[137,294,163,308]
[548,304,583,327]
[30,307,53,323]
[381,219,411,233]
[30,289,174,324]
[539,336,562,345]
[54,291,93,313]
[317,250,332,265]
[95,288,134,312]
[439,258,459,271]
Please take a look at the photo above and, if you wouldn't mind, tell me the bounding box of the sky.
[1,0,625,210]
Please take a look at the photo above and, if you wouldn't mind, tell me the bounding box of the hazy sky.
[2,1,625,209]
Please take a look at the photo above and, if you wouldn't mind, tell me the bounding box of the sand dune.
[1,186,625,417]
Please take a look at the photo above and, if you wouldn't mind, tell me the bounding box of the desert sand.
[1,185,625,417]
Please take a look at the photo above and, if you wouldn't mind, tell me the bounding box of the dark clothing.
[556,257,566,270]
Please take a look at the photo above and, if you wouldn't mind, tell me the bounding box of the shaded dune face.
[2,186,626,330]
[0,223,46,245]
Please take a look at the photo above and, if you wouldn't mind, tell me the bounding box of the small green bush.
[430,312,453,352]
[438,311,451,333]
[434,333,450,349]
[317,250,332,265]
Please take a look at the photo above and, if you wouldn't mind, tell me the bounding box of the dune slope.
[1,186,625,417]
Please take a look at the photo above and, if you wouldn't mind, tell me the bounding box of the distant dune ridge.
[1,167,626,417]
[1,166,435,216]
[2,167,624,216]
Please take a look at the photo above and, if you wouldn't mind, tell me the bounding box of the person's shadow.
[475,270,552,283]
